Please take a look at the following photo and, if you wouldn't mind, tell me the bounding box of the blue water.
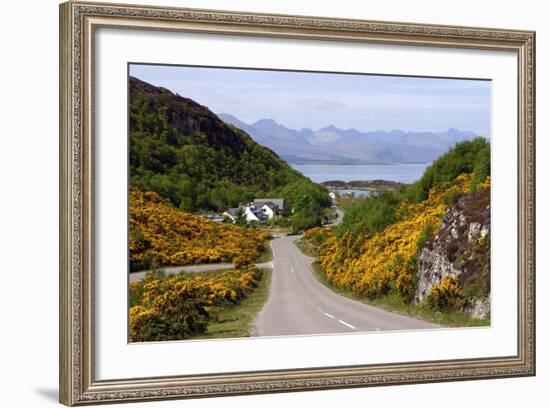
[334,189,373,198]
[291,163,430,184]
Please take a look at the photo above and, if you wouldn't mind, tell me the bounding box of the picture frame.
[59,1,536,405]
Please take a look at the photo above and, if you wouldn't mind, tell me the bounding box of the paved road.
[129,261,273,284]
[333,207,345,226]
[324,203,344,227]
[252,235,439,336]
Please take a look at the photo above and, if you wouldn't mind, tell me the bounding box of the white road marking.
[374,328,381,332]
[338,320,357,330]
[290,266,298,281]
[324,312,335,319]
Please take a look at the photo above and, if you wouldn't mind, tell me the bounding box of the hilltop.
[129,76,330,229]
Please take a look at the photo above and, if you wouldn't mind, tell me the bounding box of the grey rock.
[414,189,491,320]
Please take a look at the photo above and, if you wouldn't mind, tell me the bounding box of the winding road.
[251,235,439,336]
[130,232,439,335]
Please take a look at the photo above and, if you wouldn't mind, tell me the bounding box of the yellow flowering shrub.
[302,227,331,256]
[129,189,269,271]
[319,174,480,299]
[129,266,261,342]
[303,227,330,245]
[477,176,491,191]
[425,276,465,311]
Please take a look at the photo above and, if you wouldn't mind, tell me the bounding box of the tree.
[129,76,331,214]
[234,208,248,226]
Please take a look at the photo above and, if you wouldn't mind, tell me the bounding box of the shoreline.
[290,162,430,166]
[321,179,410,192]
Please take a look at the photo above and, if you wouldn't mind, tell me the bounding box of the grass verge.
[293,238,317,258]
[310,261,489,328]
[256,238,273,263]
[193,267,273,339]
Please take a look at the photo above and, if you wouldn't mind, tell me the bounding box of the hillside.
[220,113,480,164]
[129,77,330,218]
[129,189,269,272]
[303,139,491,322]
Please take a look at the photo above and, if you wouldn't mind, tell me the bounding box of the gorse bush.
[129,189,269,271]
[303,227,330,248]
[334,139,490,240]
[301,227,331,256]
[417,221,434,249]
[425,276,465,311]
[129,266,261,342]
[318,174,485,301]
[406,137,490,202]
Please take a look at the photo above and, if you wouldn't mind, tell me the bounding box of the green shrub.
[407,138,490,203]
[335,191,400,239]
[417,222,434,248]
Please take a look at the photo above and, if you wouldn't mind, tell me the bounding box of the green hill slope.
[303,139,491,323]
[129,76,330,222]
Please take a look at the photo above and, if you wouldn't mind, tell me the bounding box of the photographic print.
[127,64,491,343]
[60,4,535,403]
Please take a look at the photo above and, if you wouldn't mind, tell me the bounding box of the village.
[201,191,338,226]
[199,198,285,225]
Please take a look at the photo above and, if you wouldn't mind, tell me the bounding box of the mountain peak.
[253,118,280,128]
[319,124,339,132]
[214,110,480,164]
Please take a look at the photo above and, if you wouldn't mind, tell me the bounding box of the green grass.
[256,238,274,263]
[310,261,490,328]
[293,238,318,258]
[193,268,273,339]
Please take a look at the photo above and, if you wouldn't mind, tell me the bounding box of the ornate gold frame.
[59,1,536,405]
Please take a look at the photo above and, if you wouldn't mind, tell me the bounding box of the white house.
[243,206,262,222]
[223,205,266,224]
[261,204,276,219]
[253,199,284,220]
[253,198,284,213]
[223,198,284,224]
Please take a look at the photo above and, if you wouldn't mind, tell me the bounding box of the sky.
[129,64,491,137]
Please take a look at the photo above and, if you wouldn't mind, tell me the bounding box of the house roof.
[260,202,280,212]
[253,198,284,210]
[224,208,240,217]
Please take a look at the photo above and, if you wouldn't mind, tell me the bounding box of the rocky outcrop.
[415,188,490,319]
[464,297,491,320]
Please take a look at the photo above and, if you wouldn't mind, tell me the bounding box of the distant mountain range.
[219,113,480,164]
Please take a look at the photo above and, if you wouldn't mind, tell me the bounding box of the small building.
[200,213,225,223]
[253,198,284,212]
[223,205,267,224]
[222,208,239,223]
[243,205,265,223]
[253,198,284,219]
[223,198,283,224]
[260,202,280,219]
